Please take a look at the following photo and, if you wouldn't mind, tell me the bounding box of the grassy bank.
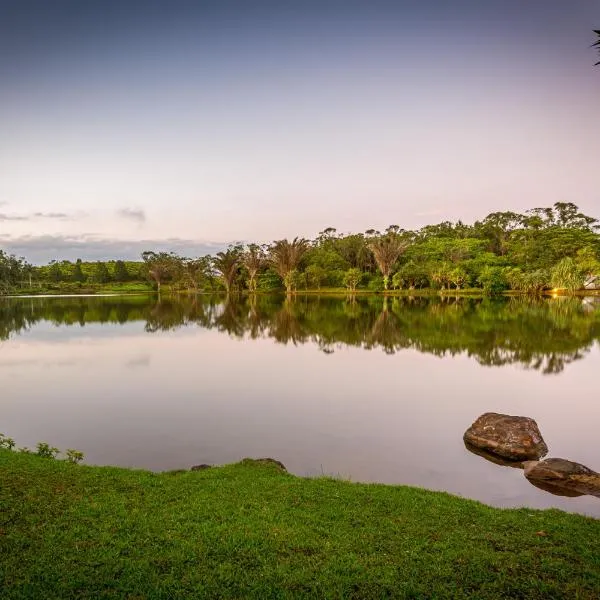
[1,451,599,599]
[5,282,155,296]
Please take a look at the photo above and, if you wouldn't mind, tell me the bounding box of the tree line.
[1,202,599,295]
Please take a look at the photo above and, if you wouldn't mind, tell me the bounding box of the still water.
[1,294,599,517]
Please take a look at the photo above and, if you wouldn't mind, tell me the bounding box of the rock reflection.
[463,442,526,470]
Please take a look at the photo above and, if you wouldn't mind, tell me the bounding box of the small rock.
[463,412,548,461]
[191,464,212,471]
[524,458,600,498]
[241,458,287,472]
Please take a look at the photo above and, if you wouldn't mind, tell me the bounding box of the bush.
[478,267,508,295]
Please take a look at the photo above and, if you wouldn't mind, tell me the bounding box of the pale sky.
[1,0,599,262]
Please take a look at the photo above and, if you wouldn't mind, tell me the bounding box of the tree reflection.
[1,293,599,374]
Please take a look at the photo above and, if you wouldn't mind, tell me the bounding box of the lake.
[1,293,599,517]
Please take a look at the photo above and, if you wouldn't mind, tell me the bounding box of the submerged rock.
[463,413,548,461]
[524,458,600,498]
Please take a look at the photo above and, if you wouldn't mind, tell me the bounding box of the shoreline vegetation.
[2,203,600,297]
[1,449,599,598]
[4,285,600,298]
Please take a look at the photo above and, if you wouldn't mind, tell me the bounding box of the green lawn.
[1,450,599,599]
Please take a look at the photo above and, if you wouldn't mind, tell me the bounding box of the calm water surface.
[2,294,599,517]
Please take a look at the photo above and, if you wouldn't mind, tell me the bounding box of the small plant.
[19,447,32,454]
[0,434,16,450]
[65,449,85,464]
[35,442,60,459]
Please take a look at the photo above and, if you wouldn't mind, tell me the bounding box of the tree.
[343,268,363,292]
[113,260,129,282]
[367,233,409,290]
[72,259,86,284]
[93,262,111,284]
[48,261,63,283]
[594,30,600,66]
[213,246,242,294]
[268,238,309,294]
[305,264,327,290]
[242,244,265,293]
[141,251,178,293]
[449,266,468,290]
[478,266,508,295]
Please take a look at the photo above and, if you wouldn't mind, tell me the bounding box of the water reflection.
[2,294,599,374]
[2,293,600,517]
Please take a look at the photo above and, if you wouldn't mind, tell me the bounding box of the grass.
[1,451,599,599]
[7,282,155,296]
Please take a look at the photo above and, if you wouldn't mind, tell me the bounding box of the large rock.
[524,458,600,498]
[463,413,548,461]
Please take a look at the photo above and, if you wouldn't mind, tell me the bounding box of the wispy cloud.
[0,213,28,221]
[32,212,70,219]
[414,209,443,218]
[117,208,146,223]
[0,234,225,264]
[0,211,78,221]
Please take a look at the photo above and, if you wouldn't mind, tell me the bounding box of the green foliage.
[305,264,327,290]
[478,267,509,295]
[257,269,283,292]
[65,449,85,464]
[366,275,384,292]
[343,268,363,291]
[550,257,583,292]
[112,260,130,282]
[505,268,549,294]
[0,433,84,463]
[0,433,16,450]
[283,269,305,293]
[35,442,60,459]
[92,261,111,284]
[71,259,86,283]
[3,201,599,296]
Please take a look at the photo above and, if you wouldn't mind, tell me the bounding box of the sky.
[0,0,599,263]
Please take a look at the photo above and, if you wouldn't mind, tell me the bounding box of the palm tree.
[213,247,241,294]
[141,251,180,293]
[594,30,600,65]
[242,244,265,293]
[367,234,409,290]
[268,237,309,294]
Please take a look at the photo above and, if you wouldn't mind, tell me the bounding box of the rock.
[524,458,600,498]
[190,464,212,471]
[463,413,548,461]
[240,458,287,472]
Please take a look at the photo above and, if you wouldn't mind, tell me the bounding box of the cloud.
[0,213,28,221]
[117,208,146,223]
[414,209,443,218]
[0,211,79,221]
[32,212,71,219]
[0,234,226,264]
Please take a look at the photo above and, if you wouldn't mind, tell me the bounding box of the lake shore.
[2,449,599,599]
[3,283,600,298]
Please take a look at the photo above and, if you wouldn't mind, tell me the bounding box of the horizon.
[1,0,599,263]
